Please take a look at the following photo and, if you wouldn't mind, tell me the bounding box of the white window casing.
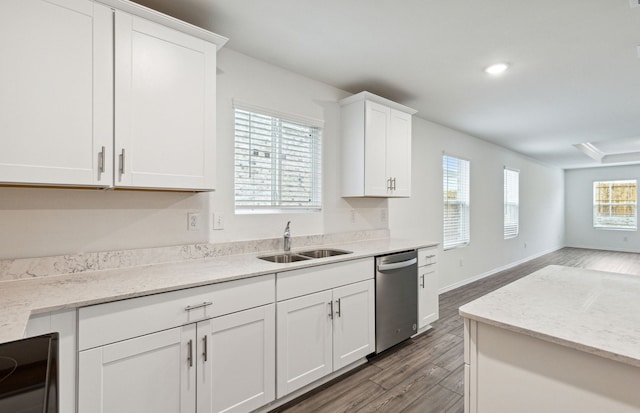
[443,155,470,249]
[593,179,637,231]
[234,102,323,212]
[504,168,519,239]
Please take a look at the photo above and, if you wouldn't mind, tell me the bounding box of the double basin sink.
[258,249,352,263]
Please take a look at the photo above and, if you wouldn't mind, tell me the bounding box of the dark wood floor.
[274,247,640,413]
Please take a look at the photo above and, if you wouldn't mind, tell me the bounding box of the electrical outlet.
[459,257,464,267]
[213,212,224,230]
[380,208,387,223]
[350,209,356,224]
[187,213,201,231]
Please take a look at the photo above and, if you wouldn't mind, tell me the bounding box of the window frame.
[592,179,637,231]
[442,154,471,250]
[233,101,323,214]
[503,167,520,239]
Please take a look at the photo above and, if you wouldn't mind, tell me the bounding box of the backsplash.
[0,229,389,281]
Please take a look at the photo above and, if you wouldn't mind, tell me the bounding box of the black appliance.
[0,333,58,413]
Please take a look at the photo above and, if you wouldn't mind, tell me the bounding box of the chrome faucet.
[283,221,291,252]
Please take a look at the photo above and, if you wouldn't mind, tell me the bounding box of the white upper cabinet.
[114,11,217,190]
[0,0,226,191]
[340,91,416,197]
[0,0,113,187]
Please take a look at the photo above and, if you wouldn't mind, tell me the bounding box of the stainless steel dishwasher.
[375,250,418,353]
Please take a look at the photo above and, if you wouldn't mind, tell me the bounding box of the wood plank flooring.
[274,247,640,413]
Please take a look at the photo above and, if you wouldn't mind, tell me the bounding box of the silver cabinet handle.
[185,301,213,311]
[392,177,397,190]
[98,146,106,174]
[335,299,341,317]
[328,301,334,319]
[202,335,208,362]
[420,274,425,288]
[187,339,193,367]
[119,148,125,174]
[387,178,392,191]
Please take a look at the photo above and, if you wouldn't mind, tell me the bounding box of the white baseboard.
[438,246,563,294]
[565,244,640,254]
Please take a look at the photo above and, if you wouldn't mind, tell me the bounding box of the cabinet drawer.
[79,274,275,350]
[418,247,438,267]
[277,258,373,301]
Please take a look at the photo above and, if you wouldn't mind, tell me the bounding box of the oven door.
[0,333,59,413]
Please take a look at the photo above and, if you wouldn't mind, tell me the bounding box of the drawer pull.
[185,301,213,311]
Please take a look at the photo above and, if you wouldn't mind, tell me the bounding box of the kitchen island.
[459,265,640,413]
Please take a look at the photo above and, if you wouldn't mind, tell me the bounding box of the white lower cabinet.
[78,275,276,413]
[79,304,275,413]
[276,290,333,397]
[332,281,376,370]
[417,247,439,331]
[198,305,276,413]
[79,325,196,413]
[276,278,375,397]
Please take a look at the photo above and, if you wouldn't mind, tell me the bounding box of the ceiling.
[132,0,640,169]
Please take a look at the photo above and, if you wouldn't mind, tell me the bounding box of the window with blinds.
[504,168,519,239]
[443,155,470,249]
[593,180,637,230]
[234,107,322,211]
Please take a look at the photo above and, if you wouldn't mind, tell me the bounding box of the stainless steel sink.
[258,254,312,263]
[297,249,353,259]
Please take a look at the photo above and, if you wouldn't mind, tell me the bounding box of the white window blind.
[234,107,322,211]
[443,155,470,249]
[593,180,637,230]
[504,168,519,239]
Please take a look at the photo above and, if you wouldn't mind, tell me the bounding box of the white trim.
[564,244,640,254]
[233,99,324,128]
[338,91,417,115]
[438,247,563,294]
[96,0,228,48]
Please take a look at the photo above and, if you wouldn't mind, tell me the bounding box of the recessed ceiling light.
[484,63,510,75]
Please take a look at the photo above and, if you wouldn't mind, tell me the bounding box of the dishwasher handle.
[377,258,417,272]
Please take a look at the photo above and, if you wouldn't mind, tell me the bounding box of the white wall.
[389,119,565,292]
[0,49,387,260]
[0,46,565,275]
[565,165,640,253]
[209,49,389,243]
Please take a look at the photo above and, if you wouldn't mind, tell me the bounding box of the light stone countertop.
[0,238,436,344]
[459,265,640,368]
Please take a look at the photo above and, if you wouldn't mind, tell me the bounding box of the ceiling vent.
[631,0,640,8]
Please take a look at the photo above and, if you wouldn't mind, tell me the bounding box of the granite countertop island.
[459,264,640,367]
[0,237,436,344]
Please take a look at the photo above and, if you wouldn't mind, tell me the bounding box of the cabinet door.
[197,305,276,413]
[332,279,375,370]
[115,11,216,190]
[277,290,333,397]
[78,325,196,413]
[418,266,439,329]
[387,109,412,197]
[364,101,390,196]
[0,0,113,187]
